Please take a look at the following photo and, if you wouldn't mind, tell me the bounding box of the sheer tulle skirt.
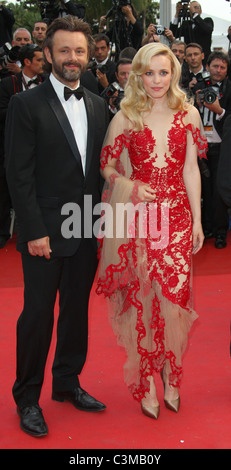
[96,176,198,402]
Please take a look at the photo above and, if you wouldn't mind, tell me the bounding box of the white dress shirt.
[22,73,38,90]
[49,73,88,174]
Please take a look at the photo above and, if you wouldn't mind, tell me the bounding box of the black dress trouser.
[12,238,98,408]
[201,143,229,237]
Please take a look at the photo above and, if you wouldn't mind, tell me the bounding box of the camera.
[88,59,108,75]
[105,0,131,19]
[198,71,217,104]
[0,43,20,69]
[155,25,165,35]
[101,82,124,110]
[178,0,191,18]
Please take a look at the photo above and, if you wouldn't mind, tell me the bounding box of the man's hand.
[28,236,52,259]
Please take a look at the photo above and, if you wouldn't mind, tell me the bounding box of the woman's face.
[141,54,172,101]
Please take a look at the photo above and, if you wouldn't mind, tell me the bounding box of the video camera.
[0,43,20,70]
[101,82,124,111]
[198,71,217,104]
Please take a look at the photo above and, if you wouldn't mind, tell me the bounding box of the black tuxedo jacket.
[5,78,109,256]
[0,71,46,125]
[217,114,231,207]
[90,59,117,94]
[170,15,213,62]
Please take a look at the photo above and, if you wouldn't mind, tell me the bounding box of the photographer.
[101,58,132,118]
[89,33,116,94]
[181,42,205,95]
[99,1,143,60]
[170,1,213,63]
[142,24,174,47]
[39,0,85,25]
[194,51,231,248]
[0,2,15,47]
[0,28,32,79]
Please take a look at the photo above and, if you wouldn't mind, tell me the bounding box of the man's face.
[185,46,204,71]
[12,30,32,47]
[94,40,109,63]
[116,63,132,89]
[190,1,201,15]
[44,30,89,87]
[207,59,228,84]
[28,51,44,76]
[171,44,185,64]
[32,22,47,45]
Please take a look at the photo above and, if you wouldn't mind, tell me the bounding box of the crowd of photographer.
[0,0,231,249]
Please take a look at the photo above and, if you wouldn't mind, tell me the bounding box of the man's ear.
[43,46,52,65]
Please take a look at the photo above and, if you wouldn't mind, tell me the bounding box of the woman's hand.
[192,221,204,254]
[138,183,156,203]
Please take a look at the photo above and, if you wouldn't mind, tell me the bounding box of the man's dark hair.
[185,42,203,53]
[116,58,132,73]
[93,33,110,47]
[207,50,230,68]
[18,44,42,67]
[42,15,94,73]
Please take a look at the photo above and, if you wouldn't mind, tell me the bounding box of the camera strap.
[11,75,21,95]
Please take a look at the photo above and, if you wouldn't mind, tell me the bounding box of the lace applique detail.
[97,111,201,401]
[100,129,131,170]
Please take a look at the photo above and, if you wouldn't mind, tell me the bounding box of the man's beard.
[52,57,86,83]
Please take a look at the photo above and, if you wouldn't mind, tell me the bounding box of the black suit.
[5,78,109,407]
[170,15,213,62]
[90,59,117,95]
[217,114,231,208]
[194,78,231,237]
[0,72,46,245]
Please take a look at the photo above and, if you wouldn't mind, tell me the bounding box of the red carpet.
[0,233,231,453]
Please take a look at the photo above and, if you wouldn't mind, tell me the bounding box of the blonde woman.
[97,43,207,419]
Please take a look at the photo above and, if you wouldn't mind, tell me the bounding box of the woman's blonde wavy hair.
[120,42,191,131]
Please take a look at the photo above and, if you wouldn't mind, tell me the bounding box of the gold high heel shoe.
[161,370,180,413]
[141,375,160,419]
[141,400,160,420]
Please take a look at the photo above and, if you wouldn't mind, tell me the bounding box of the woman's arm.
[100,112,156,203]
[183,121,204,254]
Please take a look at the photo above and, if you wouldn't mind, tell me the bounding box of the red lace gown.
[96,109,207,402]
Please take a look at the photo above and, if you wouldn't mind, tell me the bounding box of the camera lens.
[204,89,216,104]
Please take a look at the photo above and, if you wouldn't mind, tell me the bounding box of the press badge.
[204,124,213,137]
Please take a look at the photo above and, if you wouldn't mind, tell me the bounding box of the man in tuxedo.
[90,33,116,95]
[181,42,205,96]
[170,1,213,63]
[194,51,231,248]
[5,15,109,437]
[217,114,231,209]
[0,44,45,249]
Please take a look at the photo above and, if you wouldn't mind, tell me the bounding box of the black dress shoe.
[17,404,48,437]
[204,230,213,239]
[52,387,106,412]
[215,235,227,249]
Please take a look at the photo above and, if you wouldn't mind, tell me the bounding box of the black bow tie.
[64,85,84,101]
[190,72,202,80]
[27,78,40,86]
